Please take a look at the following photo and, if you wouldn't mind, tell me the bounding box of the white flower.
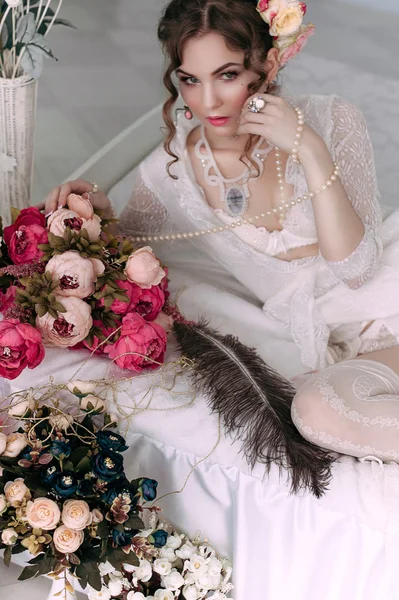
[0,433,7,455]
[198,544,216,560]
[67,380,97,397]
[207,558,222,577]
[166,533,182,550]
[126,594,146,600]
[49,412,74,432]
[186,554,208,576]
[153,558,172,576]
[8,395,34,418]
[3,433,28,457]
[81,395,105,413]
[108,579,123,597]
[98,561,115,577]
[195,572,222,591]
[182,586,198,600]
[5,0,22,7]
[162,570,185,591]
[122,563,136,573]
[132,559,152,582]
[176,542,196,560]
[1,528,18,545]
[160,546,177,563]
[154,591,174,600]
[88,587,111,600]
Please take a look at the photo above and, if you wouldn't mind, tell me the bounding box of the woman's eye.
[181,76,199,85]
[221,71,238,81]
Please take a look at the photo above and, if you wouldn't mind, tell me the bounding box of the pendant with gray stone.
[225,186,247,217]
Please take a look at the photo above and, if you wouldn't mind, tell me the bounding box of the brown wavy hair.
[157,0,275,178]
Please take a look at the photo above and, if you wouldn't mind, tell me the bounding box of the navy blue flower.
[151,529,168,548]
[40,465,60,485]
[105,478,137,508]
[77,479,94,497]
[96,431,128,453]
[53,471,78,497]
[112,528,135,547]
[91,450,124,482]
[50,441,71,460]
[140,478,158,502]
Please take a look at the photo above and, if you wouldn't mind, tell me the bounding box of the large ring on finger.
[87,182,100,196]
[248,96,266,113]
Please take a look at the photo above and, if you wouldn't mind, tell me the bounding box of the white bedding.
[10,251,399,599]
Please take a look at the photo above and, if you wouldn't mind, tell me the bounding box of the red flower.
[3,208,45,246]
[0,285,17,313]
[104,312,167,372]
[0,319,45,380]
[99,280,137,316]
[134,285,165,321]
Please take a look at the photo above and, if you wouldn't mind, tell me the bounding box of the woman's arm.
[298,98,382,288]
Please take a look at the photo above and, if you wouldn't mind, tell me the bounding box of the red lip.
[207,117,230,127]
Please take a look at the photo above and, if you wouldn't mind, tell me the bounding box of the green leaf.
[53,301,66,313]
[69,446,89,466]
[3,545,12,567]
[43,17,77,30]
[125,515,145,530]
[16,14,37,44]
[47,307,58,320]
[75,456,91,474]
[69,553,81,566]
[96,520,109,539]
[36,304,48,318]
[18,565,40,581]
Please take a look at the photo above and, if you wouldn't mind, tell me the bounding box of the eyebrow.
[176,62,243,78]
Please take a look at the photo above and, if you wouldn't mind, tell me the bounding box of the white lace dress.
[119,93,399,371]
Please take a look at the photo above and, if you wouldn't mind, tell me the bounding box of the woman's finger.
[236,123,267,137]
[44,186,61,215]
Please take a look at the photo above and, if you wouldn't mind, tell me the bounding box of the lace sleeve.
[323,97,383,289]
[116,162,169,238]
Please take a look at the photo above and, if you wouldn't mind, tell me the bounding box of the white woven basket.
[0,75,37,226]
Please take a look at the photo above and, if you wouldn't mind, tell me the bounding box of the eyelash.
[179,71,239,86]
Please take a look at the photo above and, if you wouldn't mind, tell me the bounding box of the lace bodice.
[117,93,397,370]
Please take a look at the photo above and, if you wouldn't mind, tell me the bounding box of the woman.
[42,0,399,464]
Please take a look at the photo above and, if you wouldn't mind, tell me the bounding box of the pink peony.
[5,224,48,265]
[0,320,45,380]
[26,498,61,530]
[53,525,84,554]
[0,286,17,313]
[67,193,94,220]
[104,312,167,372]
[124,247,165,289]
[48,208,101,241]
[45,251,97,299]
[90,258,105,277]
[3,207,45,244]
[134,285,165,321]
[36,296,92,348]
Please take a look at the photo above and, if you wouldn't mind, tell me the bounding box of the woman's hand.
[36,179,112,217]
[236,94,320,158]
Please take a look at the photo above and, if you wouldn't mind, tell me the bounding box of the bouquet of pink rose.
[0,198,171,380]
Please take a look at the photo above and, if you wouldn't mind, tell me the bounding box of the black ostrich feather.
[173,320,335,498]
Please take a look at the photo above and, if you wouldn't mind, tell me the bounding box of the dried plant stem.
[36,0,52,30]
[35,0,44,24]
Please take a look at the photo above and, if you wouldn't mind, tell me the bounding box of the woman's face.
[177,33,259,138]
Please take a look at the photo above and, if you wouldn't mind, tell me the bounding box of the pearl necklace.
[131,163,340,244]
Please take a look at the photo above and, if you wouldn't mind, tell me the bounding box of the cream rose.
[154,591,174,600]
[269,3,304,37]
[62,500,92,530]
[26,498,61,530]
[67,193,94,220]
[49,412,74,432]
[182,586,198,600]
[91,509,104,523]
[1,528,18,545]
[45,251,97,299]
[4,478,30,506]
[257,0,285,25]
[8,395,34,418]
[88,588,111,600]
[132,559,152,582]
[0,494,7,515]
[0,432,7,454]
[124,247,165,289]
[53,525,84,554]
[3,432,28,457]
[153,558,172,576]
[81,395,105,413]
[67,380,97,397]
[36,295,92,348]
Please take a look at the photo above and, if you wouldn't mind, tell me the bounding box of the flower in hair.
[256,0,313,65]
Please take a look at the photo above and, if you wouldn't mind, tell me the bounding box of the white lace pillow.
[291,358,399,463]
